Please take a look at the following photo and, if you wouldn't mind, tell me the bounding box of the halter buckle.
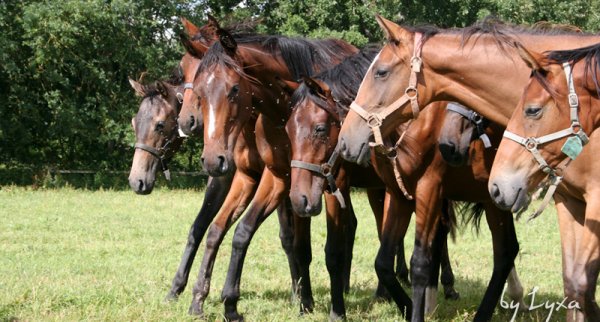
[367,114,383,128]
[411,56,422,73]
[405,86,418,99]
[320,163,332,176]
[568,93,578,108]
[176,92,184,104]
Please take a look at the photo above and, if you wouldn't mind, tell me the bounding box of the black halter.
[446,102,492,148]
[134,133,178,181]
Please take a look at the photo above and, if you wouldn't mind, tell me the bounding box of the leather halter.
[134,129,179,181]
[291,149,346,208]
[503,62,589,220]
[349,32,423,156]
[176,82,194,104]
[446,102,492,148]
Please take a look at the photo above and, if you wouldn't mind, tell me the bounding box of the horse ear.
[180,32,207,59]
[275,77,300,95]
[155,81,169,98]
[206,14,221,29]
[515,42,549,72]
[181,17,201,37]
[375,14,410,44]
[129,78,146,97]
[303,76,327,96]
[217,28,237,55]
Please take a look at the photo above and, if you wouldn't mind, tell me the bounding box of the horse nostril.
[218,155,227,172]
[138,179,144,192]
[301,195,309,209]
[189,115,195,129]
[340,139,347,153]
[491,183,501,198]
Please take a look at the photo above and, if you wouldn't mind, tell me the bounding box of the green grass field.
[0,186,593,321]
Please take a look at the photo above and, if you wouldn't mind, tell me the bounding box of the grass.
[0,186,594,321]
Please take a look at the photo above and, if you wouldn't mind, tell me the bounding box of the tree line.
[1,0,599,185]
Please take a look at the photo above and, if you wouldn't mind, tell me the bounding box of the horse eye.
[524,106,543,118]
[314,123,328,134]
[155,121,165,132]
[230,84,240,96]
[375,69,389,79]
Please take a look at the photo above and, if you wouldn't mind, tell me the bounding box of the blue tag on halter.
[561,136,583,160]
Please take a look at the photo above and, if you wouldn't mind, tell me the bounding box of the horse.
[179,23,360,319]
[128,78,184,194]
[335,15,600,321]
[489,42,600,320]
[285,41,525,320]
[285,45,462,313]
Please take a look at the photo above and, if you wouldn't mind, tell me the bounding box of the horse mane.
[546,42,600,97]
[200,33,356,81]
[290,45,380,118]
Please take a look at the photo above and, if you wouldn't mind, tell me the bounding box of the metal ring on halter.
[524,138,538,151]
[367,114,383,128]
[405,86,418,98]
[176,92,184,104]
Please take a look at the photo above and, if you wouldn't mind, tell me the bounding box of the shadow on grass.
[224,274,573,321]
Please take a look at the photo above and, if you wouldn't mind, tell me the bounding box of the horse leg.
[324,189,351,320]
[367,188,397,299]
[188,170,257,316]
[293,211,314,314]
[167,174,233,300]
[342,196,357,295]
[375,190,413,319]
[411,178,443,322]
[472,203,519,322]
[221,169,288,321]
[561,193,600,321]
[276,197,301,302]
[439,199,459,300]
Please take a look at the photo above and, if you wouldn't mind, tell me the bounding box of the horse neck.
[396,103,444,164]
[421,33,600,127]
[240,46,295,125]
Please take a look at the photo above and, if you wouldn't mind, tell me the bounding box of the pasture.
[0,186,585,321]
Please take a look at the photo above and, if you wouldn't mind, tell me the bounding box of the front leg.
[221,169,289,321]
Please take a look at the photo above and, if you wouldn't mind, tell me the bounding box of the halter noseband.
[291,149,346,208]
[502,62,589,220]
[134,130,179,181]
[446,102,492,148]
[349,32,423,156]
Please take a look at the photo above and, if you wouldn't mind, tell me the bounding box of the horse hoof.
[164,292,179,302]
[224,312,244,322]
[444,289,460,300]
[188,303,204,318]
[299,301,314,315]
[329,310,346,321]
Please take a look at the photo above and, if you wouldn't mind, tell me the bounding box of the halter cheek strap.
[349,32,423,156]
[502,62,589,220]
[446,102,492,148]
[176,82,195,104]
[291,150,346,208]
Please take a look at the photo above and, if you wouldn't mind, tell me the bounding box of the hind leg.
[167,174,233,301]
[375,190,413,319]
[471,203,519,322]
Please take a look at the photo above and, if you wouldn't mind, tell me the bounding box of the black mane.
[290,45,380,118]
[546,43,600,96]
[200,33,356,80]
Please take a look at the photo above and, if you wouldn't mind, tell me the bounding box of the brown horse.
[285,42,524,320]
[180,25,359,319]
[285,45,462,316]
[336,15,600,321]
[128,79,184,194]
[490,43,600,320]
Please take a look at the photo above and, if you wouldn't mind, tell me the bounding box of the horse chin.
[438,143,468,167]
[290,190,323,217]
[356,143,372,167]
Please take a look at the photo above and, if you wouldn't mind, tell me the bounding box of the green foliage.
[1,0,600,186]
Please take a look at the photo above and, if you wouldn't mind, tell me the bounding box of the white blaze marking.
[355,51,381,98]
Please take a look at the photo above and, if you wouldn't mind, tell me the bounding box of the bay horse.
[128,78,184,194]
[336,15,600,321]
[180,25,359,319]
[286,43,524,320]
[285,45,461,314]
[490,42,600,320]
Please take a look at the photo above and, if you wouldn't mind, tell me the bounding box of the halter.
[176,82,194,104]
[134,130,179,181]
[502,62,589,220]
[349,32,423,156]
[291,150,346,208]
[446,102,492,148]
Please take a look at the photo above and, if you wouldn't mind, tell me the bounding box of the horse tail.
[455,201,485,234]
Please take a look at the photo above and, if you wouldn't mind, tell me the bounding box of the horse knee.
[231,222,252,250]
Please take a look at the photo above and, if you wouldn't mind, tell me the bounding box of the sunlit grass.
[0,186,593,321]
